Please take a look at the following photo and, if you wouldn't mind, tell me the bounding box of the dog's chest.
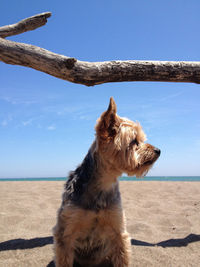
[76,214,110,248]
[74,208,122,251]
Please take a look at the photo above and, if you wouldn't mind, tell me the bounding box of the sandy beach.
[0,181,200,267]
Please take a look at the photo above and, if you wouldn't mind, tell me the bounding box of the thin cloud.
[22,118,34,126]
[44,103,102,121]
[1,120,8,127]
[1,115,12,127]
[47,125,56,131]
[20,116,44,128]
[0,95,38,105]
[159,91,183,102]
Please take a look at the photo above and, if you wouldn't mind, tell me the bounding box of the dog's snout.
[154,147,161,156]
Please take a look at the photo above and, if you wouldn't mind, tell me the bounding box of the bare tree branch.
[0,12,51,38]
[0,12,200,86]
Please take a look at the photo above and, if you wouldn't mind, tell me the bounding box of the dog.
[53,97,160,267]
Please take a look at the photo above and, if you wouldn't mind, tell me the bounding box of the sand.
[0,181,200,267]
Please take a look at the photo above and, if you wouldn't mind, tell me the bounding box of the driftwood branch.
[0,12,51,38]
[0,12,200,86]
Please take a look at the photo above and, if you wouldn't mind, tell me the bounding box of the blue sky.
[0,0,200,178]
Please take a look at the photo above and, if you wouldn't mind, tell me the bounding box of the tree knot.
[64,57,77,69]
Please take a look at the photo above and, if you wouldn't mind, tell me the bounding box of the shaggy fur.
[53,98,160,267]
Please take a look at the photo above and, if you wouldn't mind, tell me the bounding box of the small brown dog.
[53,98,160,267]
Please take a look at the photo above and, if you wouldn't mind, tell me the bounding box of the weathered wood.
[0,12,51,38]
[0,12,200,86]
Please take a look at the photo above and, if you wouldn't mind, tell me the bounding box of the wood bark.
[0,12,200,86]
[0,12,51,38]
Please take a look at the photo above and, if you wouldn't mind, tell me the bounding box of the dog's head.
[95,97,160,177]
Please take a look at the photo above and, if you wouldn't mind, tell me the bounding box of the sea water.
[0,176,200,181]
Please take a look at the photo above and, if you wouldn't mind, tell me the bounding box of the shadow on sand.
[0,234,199,267]
[1,234,199,252]
[0,236,53,251]
[131,233,200,248]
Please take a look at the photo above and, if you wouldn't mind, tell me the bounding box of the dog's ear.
[95,97,119,139]
[106,97,117,116]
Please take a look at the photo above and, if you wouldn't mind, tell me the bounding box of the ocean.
[0,176,200,181]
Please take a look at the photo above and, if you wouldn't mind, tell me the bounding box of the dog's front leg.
[110,232,130,267]
[53,225,75,267]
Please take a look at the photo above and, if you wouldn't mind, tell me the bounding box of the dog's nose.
[154,148,161,156]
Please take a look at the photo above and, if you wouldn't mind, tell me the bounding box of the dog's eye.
[130,139,139,146]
